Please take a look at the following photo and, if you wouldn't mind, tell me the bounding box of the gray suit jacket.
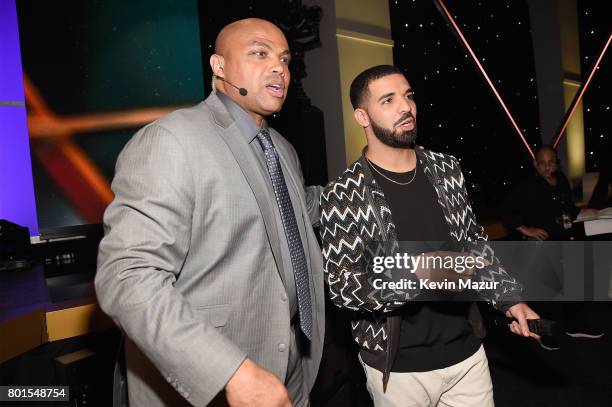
[95,92,325,406]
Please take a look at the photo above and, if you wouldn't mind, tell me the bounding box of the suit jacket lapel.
[205,93,287,287]
[274,144,307,213]
[268,129,311,243]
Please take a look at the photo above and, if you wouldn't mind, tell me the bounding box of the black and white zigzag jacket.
[319,146,523,390]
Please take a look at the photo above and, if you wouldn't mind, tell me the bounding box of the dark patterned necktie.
[256,128,312,340]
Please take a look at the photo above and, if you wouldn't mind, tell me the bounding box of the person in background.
[502,145,586,241]
[320,65,540,407]
[587,153,612,210]
[501,145,604,351]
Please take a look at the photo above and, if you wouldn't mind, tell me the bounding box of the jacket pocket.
[194,304,231,327]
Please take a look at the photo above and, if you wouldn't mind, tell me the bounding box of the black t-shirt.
[368,158,481,372]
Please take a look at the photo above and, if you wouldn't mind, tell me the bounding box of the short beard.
[370,114,417,148]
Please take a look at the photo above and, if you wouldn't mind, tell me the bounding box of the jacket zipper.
[367,153,452,392]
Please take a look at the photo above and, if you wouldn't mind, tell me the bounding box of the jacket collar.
[359,145,431,186]
[205,91,234,129]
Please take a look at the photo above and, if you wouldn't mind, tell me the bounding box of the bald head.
[534,145,556,161]
[215,18,285,55]
[210,18,291,126]
[533,145,558,180]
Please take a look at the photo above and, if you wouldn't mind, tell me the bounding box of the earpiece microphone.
[214,75,248,96]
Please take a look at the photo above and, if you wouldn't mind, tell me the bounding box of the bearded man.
[319,65,539,407]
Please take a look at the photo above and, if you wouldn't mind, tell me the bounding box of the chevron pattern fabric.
[319,146,523,352]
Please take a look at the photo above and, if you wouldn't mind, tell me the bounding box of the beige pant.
[359,345,494,407]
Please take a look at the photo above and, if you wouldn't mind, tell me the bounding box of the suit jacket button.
[281,294,288,302]
[278,343,287,352]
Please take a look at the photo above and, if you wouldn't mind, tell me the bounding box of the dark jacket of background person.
[587,158,612,210]
[501,171,580,240]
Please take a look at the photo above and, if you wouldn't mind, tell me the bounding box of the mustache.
[394,112,415,127]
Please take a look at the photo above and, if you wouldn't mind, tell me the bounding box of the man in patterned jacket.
[319,65,540,407]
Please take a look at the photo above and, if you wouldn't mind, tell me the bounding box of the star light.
[391,0,606,208]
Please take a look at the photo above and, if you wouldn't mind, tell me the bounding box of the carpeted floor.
[323,302,612,407]
[486,302,612,407]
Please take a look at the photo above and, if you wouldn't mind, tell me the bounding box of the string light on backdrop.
[391,0,609,217]
[434,0,535,160]
[553,33,611,149]
[390,0,541,216]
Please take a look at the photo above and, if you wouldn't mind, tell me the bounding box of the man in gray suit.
[95,18,324,407]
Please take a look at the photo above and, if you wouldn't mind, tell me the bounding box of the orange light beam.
[553,33,611,149]
[22,72,192,220]
[435,0,535,160]
[27,106,189,139]
[59,141,114,204]
[34,142,112,222]
[23,75,53,117]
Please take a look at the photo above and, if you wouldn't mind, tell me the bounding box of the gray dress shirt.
[217,91,307,317]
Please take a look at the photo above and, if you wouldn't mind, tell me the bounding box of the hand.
[226,358,292,407]
[505,303,541,340]
[518,226,549,241]
[579,208,598,218]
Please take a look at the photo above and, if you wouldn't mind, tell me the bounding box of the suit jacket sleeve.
[95,124,246,406]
